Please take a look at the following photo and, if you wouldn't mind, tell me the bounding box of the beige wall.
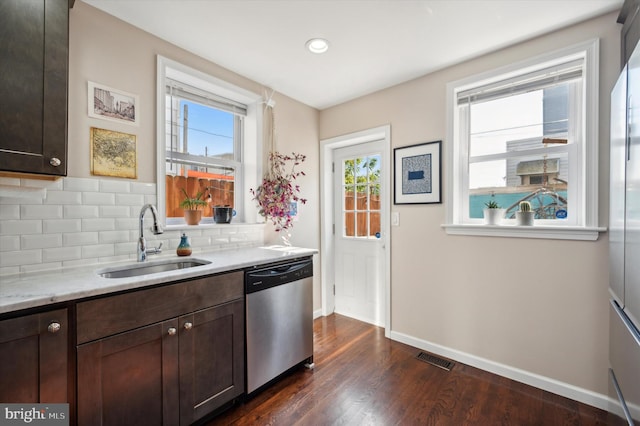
[68,0,617,398]
[66,2,322,303]
[320,12,619,396]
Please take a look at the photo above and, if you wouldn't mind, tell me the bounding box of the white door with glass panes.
[334,141,385,326]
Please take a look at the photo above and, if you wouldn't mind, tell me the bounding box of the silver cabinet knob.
[47,322,61,333]
[167,327,177,336]
[183,322,193,330]
[49,158,61,167]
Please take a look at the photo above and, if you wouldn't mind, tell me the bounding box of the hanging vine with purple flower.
[250,151,307,232]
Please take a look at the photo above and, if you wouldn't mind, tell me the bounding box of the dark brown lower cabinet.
[179,300,244,425]
[0,308,68,403]
[77,298,244,426]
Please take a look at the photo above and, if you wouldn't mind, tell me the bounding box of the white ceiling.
[82,0,622,110]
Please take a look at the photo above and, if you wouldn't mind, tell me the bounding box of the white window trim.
[156,55,263,229]
[443,39,606,241]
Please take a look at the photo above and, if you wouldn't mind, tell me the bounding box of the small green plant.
[179,188,208,210]
[484,200,500,209]
[519,201,532,212]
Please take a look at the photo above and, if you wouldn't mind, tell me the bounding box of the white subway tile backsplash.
[42,246,81,262]
[63,232,99,246]
[82,244,115,259]
[100,205,131,218]
[83,192,115,205]
[45,190,82,205]
[64,177,99,192]
[0,220,42,235]
[99,230,130,244]
[82,218,115,232]
[116,218,138,230]
[131,182,156,195]
[21,205,63,220]
[43,219,82,234]
[64,205,99,219]
[114,241,136,256]
[21,234,62,250]
[21,262,63,274]
[0,205,20,220]
[100,180,130,193]
[1,249,42,267]
[116,193,145,206]
[0,236,20,252]
[21,178,63,190]
[0,177,264,276]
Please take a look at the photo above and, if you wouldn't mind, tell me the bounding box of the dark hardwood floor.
[206,314,620,426]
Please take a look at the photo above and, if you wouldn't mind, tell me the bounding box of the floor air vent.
[416,351,454,371]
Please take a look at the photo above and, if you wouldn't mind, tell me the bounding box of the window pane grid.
[342,155,381,238]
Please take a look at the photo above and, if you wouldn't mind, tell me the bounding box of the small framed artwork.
[90,127,137,179]
[394,140,442,204]
[88,81,139,126]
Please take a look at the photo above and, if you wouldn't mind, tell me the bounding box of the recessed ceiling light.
[306,38,329,54]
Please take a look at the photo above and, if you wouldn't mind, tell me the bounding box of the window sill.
[164,222,265,232]
[441,223,606,241]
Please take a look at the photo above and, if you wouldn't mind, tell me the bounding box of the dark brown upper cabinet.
[0,0,69,177]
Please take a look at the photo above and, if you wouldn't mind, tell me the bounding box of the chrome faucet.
[137,204,164,262]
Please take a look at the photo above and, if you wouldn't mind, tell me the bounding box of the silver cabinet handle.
[184,322,193,330]
[47,322,61,333]
[167,327,177,336]
[50,158,61,167]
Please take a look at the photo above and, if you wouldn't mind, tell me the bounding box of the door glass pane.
[343,154,382,239]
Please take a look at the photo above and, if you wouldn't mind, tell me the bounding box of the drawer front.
[77,271,243,344]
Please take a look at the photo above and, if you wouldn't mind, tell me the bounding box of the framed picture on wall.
[393,140,442,204]
[88,81,139,126]
[90,127,137,179]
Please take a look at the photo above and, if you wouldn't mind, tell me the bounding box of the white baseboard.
[313,309,323,319]
[389,330,610,411]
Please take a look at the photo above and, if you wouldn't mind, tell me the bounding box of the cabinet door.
[0,0,68,176]
[179,299,245,425]
[0,309,68,403]
[77,320,180,426]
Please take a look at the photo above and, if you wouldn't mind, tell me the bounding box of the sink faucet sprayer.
[138,204,164,262]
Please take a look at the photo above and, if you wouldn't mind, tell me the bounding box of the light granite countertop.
[0,245,317,315]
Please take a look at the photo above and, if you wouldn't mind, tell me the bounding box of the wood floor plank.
[205,314,622,426]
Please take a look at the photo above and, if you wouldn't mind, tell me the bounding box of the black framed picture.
[393,140,442,204]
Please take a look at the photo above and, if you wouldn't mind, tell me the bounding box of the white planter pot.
[516,211,535,226]
[483,208,505,225]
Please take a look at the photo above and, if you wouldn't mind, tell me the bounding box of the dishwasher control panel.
[245,257,313,294]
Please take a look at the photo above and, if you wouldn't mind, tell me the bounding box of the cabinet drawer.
[77,271,243,344]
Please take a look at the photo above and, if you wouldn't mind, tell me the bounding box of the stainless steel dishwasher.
[245,257,314,394]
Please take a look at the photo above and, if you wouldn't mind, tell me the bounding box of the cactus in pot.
[516,200,535,226]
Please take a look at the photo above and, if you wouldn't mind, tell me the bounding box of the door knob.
[49,158,61,167]
[167,327,177,336]
[184,322,193,330]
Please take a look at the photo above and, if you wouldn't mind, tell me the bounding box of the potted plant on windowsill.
[483,200,505,225]
[180,188,207,225]
[515,201,535,226]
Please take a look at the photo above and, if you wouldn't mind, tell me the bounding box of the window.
[445,40,603,240]
[156,56,261,227]
[342,155,381,238]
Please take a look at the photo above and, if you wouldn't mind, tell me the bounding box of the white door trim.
[320,125,391,337]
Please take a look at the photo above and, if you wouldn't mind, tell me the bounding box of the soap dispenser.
[176,233,192,256]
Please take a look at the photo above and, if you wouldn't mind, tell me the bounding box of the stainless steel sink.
[98,258,211,279]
